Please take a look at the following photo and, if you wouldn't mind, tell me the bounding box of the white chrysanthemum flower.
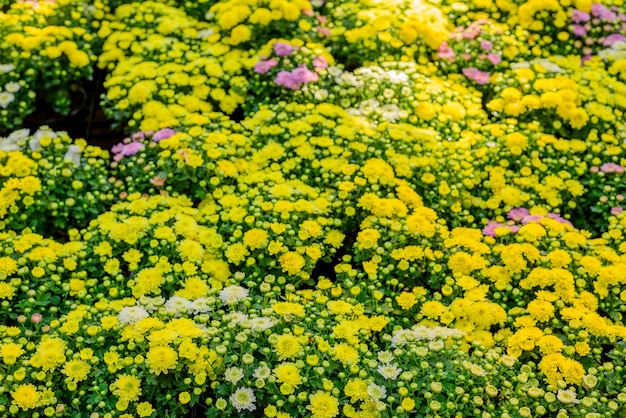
[377,363,401,380]
[328,66,343,77]
[224,367,244,385]
[509,62,531,70]
[219,285,249,304]
[5,82,20,93]
[412,325,465,341]
[250,316,275,332]
[33,127,57,141]
[84,4,97,16]
[0,64,16,73]
[412,326,435,340]
[381,104,400,122]
[469,363,487,377]
[400,86,412,96]
[188,297,213,314]
[367,383,386,400]
[165,296,191,315]
[391,329,415,347]
[224,312,249,325]
[382,88,396,100]
[7,128,30,141]
[339,71,365,88]
[254,365,271,380]
[500,355,517,368]
[428,339,445,352]
[229,387,256,412]
[0,92,15,110]
[313,89,329,101]
[118,306,150,324]
[0,130,24,151]
[29,138,41,152]
[557,389,580,404]
[359,99,380,116]
[377,351,394,364]
[64,145,82,166]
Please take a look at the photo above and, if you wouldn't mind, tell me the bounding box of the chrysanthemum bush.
[461,123,587,226]
[98,1,251,129]
[324,0,450,68]
[198,181,346,286]
[0,127,112,235]
[344,202,626,351]
[437,19,528,87]
[206,0,321,48]
[4,0,626,416]
[0,229,86,323]
[0,0,96,131]
[0,300,216,417]
[96,0,212,50]
[75,194,231,299]
[486,56,626,139]
[567,3,626,59]
[108,117,251,201]
[240,39,336,114]
[437,0,626,62]
[239,100,485,229]
[305,61,487,134]
[511,0,626,58]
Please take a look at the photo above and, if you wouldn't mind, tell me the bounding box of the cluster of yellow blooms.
[98,1,252,128]
[488,57,626,138]
[0,0,95,128]
[208,0,316,46]
[328,0,450,66]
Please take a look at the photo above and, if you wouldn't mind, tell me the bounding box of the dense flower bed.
[1,0,626,417]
